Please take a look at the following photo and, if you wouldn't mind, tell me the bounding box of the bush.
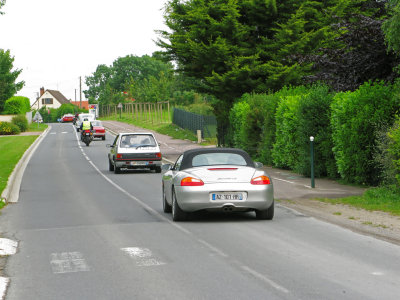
[331,81,400,185]
[296,84,337,178]
[228,100,250,150]
[0,121,21,135]
[387,117,400,186]
[11,114,28,132]
[3,96,30,114]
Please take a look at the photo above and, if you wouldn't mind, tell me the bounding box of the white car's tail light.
[251,175,271,185]
[181,177,204,186]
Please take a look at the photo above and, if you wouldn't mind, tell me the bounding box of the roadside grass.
[0,136,38,202]
[318,185,400,216]
[101,114,217,146]
[27,122,48,132]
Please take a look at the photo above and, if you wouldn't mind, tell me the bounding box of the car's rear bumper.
[174,183,274,212]
[115,160,162,169]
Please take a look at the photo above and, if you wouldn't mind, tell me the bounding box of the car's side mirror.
[254,162,263,168]
[161,164,172,171]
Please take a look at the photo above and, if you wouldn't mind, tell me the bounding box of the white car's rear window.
[192,153,247,167]
[119,134,156,148]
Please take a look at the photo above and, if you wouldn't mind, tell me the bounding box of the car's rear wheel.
[109,158,114,171]
[114,164,121,174]
[155,166,161,173]
[102,136,105,140]
[162,185,172,213]
[255,201,274,220]
[172,190,188,221]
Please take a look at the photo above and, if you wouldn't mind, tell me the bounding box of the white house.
[30,87,70,110]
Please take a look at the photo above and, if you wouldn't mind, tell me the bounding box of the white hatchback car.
[107,132,162,173]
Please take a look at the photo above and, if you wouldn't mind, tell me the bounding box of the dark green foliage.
[295,84,337,177]
[387,116,400,186]
[382,0,400,55]
[11,114,28,132]
[0,49,24,112]
[3,96,30,114]
[331,81,400,185]
[0,121,20,135]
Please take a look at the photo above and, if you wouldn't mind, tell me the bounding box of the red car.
[62,114,74,122]
[91,120,106,140]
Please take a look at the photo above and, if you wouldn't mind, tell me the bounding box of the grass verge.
[318,185,400,216]
[0,136,38,201]
[101,115,216,145]
[28,122,48,132]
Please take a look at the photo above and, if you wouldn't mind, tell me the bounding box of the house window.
[42,98,53,105]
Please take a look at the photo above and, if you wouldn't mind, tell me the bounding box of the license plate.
[211,193,245,201]
[127,161,148,166]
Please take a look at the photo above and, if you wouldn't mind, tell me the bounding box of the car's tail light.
[116,154,123,159]
[251,175,271,185]
[181,177,204,186]
[156,152,162,158]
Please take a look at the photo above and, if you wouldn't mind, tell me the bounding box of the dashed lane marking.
[0,277,9,300]
[0,238,18,255]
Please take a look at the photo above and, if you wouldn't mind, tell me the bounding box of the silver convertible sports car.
[162,148,274,221]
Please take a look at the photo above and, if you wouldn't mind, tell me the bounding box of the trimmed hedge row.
[3,96,30,114]
[228,81,400,186]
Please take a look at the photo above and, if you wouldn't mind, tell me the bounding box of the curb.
[1,126,51,203]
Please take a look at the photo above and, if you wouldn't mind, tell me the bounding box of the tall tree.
[383,0,400,55]
[157,0,360,144]
[0,49,24,112]
[0,0,6,15]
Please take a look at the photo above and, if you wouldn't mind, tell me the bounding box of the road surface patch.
[50,252,90,274]
[121,247,165,267]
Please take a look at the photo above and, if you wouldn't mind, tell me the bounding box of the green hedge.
[3,96,30,114]
[331,81,400,185]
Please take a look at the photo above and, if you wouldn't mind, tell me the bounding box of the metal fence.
[173,108,217,138]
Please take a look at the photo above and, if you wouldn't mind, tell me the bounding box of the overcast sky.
[0,0,168,104]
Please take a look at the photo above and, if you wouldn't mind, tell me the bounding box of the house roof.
[47,90,70,105]
[30,89,70,108]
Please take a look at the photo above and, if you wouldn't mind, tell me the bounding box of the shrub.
[228,100,250,150]
[387,117,400,186]
[3,96,30,114]
[296,84,337,177]
[331,81,400,185]
[0,121,21,135]
[11,114,29,132]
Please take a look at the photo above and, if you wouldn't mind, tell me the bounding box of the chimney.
[40,87,45,96]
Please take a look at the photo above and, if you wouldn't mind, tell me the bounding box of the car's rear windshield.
[192,153,247,167]
[119,134,156,148]
[92,121,102,126]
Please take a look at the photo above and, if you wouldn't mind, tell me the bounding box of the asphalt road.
[1,123,400,299]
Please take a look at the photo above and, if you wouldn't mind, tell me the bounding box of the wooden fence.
[99,101,171,124]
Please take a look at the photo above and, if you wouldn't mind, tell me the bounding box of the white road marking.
[50,132,56,135]
[371,271,384,276]
[50,252,90,274]
[61,131,68,134]
[121,247,165,267]
[0,277,9,300]
[0,238,18,255]
[241,265,290,294]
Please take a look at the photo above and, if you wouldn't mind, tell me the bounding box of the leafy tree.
[0,49,24,112]
[300,2,399,91]
[3,96,30,114]
[382,0,400,55]
[84,55,175,104]
[158,0,364,144]
[0,0,6,15]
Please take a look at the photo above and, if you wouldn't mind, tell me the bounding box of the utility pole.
[75,89,77,102]
[79,76,82,109]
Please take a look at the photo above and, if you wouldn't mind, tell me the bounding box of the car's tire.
[172,190,188,221]
[162,185,172,213]
[77,128,80,132]
[114,165,121,174]
[102,136,105,140]
[255,201,274,220]
[155,166,161,173]
[109,158,114,171]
